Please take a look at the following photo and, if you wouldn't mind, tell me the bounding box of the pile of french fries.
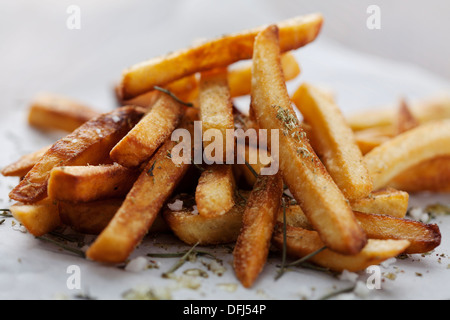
[3,13,448,289]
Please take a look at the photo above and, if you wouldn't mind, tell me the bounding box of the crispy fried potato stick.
[110,93,184,168]
[388,155,450,193]
[118,14,323,99]
[1,145,51,177]
[9,106,145,203]
[199,68,234,162]
[364,119,450,190]
[396,98,419,134]
[163,193,247,245]
[195,164,235,217]
[292,83,373,200]
[86,109,195,263]
[28,93,100,132]
[353,127,392,155]
[10,198,61,236]
[233,173,283,288]
[48,163,139,202]
[349,188,409,218]
[229,52,300,97]
[250,25,366,255]
[272,224,409,272]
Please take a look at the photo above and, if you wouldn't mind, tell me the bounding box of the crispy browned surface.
[233,173,283,288]
[1,145,51,177]
[195,164,235,217]
[86,110,195,263]
[250,25,366,255]
[292,83,373,200]
[163,193,247,245]
[28,93,100,132]
[118,14,323,99]
[388,155,450,193]
[9,106,145,203]
[272,224,410,272]
[396,99,419,134]
[48,163,139,202]
[110,93,184,168]
[349,188,409,218]
[10,198,61,236]
[353,211,441,254]
[199,68,234,162]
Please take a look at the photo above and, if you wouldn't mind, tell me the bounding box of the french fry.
[195,164,235,217]
[228,52,300,97]
[364,119,450,190]
[1,145,51,177]
[9,106,145,203]
[292,83,373,200]
[388,155,450,193]
[349,188,409,218]
[59,199,169,235]
[199,68,234,162]
[250,25,366,255]
[272,224,410,272]
[233,173,283,288]
[396,98,419,134]
[28,93,100,132]
[110,93,184,168]
[118,14,323,99]
[163,193,247,245]
[353,127,392,155]
[48,163,139,202]
[10,198,61,236]
[237,145,269,186]
[86,109,195,263]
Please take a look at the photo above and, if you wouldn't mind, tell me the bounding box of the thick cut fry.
[349,188,409,218]
[9,106,145,203]
[59,199,168,235]
[272,225,410,272]
[48,163,139,202]
[364,119,450,190]
[1,145,50,177]
[163,193,247,245]
[28,93,100,132]
[396,99,419,134]
[388,155,450,193]
[119,14,323,99]
[195,164,235,217]
[353,127,392,155]
[199,68,234,161]
[233,173,283,288]
[86,110,195,263]
[250,25,366,254]
[228,52,300,97]
[292,83,373,200]
[110,93,184,168]
[10,198,61,236]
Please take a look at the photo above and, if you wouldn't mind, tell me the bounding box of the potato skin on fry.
[9,106,145,203]
[233,173,283,288]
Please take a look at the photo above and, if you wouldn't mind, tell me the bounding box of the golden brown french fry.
[272,224,410,272]
[250,25,366,255]
[195,164,235,217]
[396,98,419,134]
[292,83,373,200]
[59,199,169,235]
[118,14,323,99]
[10,198,61,236]
[28,93,100,132]
[364,119,450,190]
[1,145,51,177]
[353,211,441,254]
[199,68,234,162]
[228,52,300,97]
[9,106,145,203]
[349,188,409,218]
[388,155,450,193]
[110,93,184,168]
[48,163,140,202]
[163,193,247,245]
[237,145,269,186]
[353,128,392,155]
[233,173,283,288]
[86,109,195,263]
